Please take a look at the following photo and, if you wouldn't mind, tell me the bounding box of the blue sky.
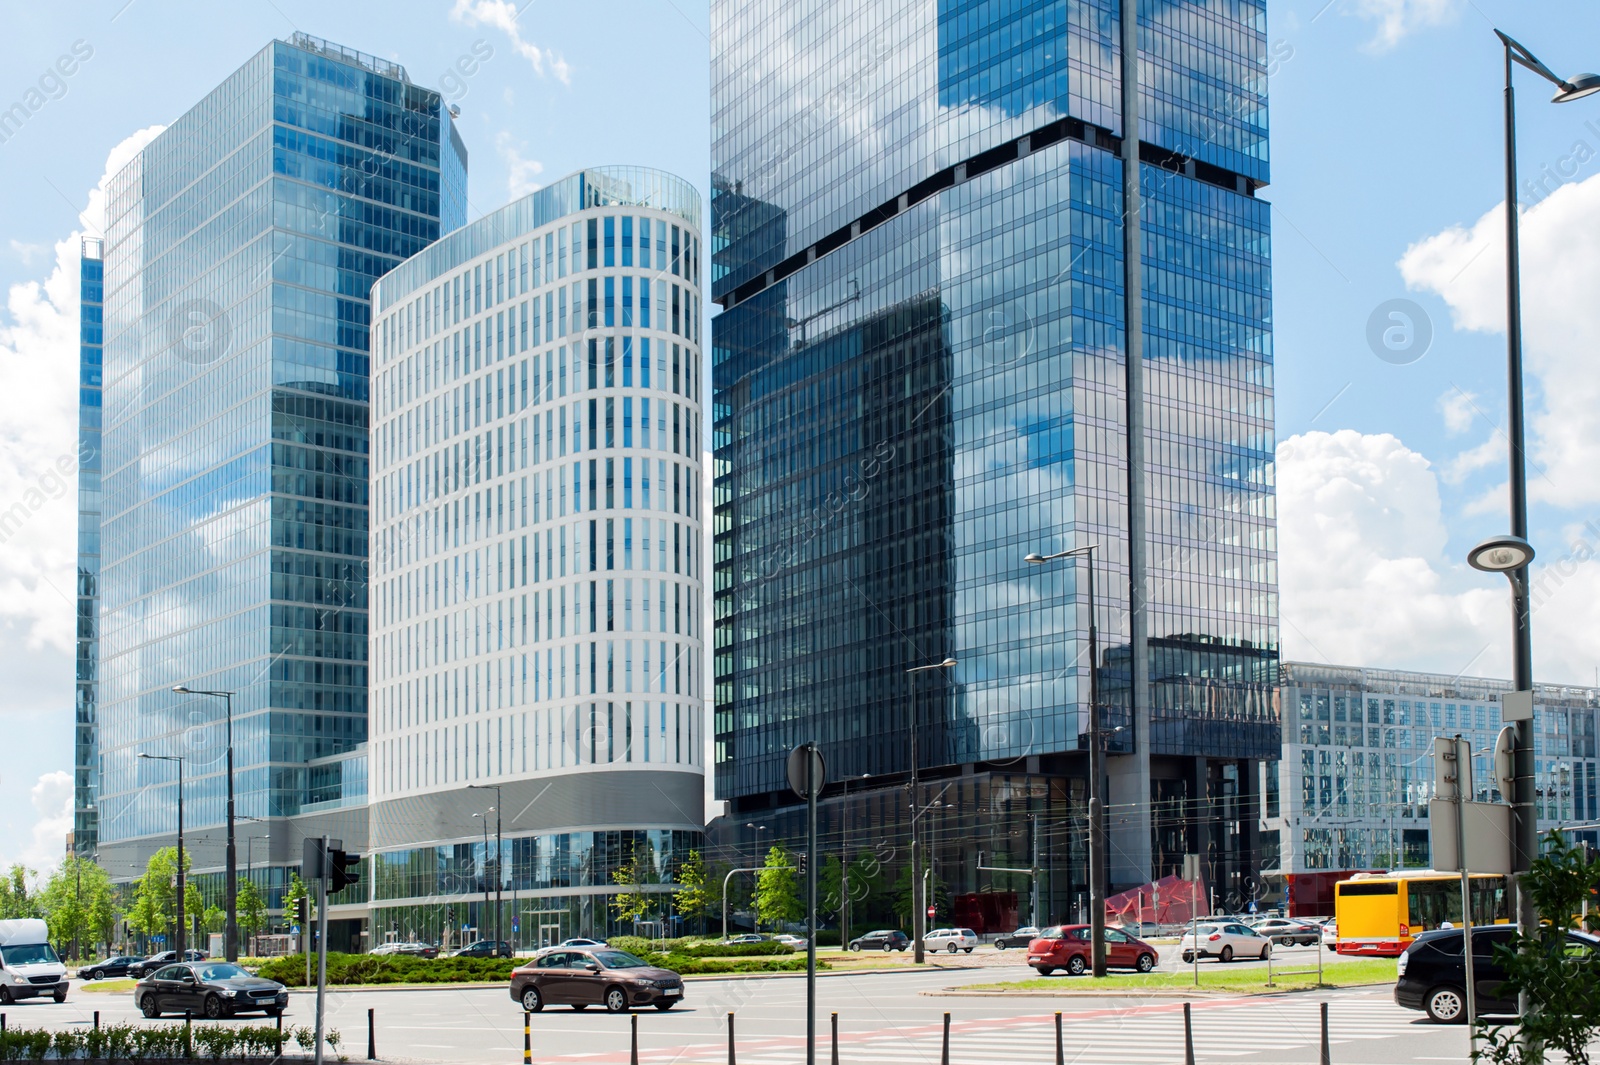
[3,0,1598,870]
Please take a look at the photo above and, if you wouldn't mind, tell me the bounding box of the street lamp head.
[1467,534,1536,573]
[171,685,191,694]
[1555,73,1600,103]
[939,657,957,668]
[1024,553,1046,564]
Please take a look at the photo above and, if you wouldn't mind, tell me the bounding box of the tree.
[1475,832,1600,1064]
[818,855,845,920]
[185,882,205,942]
[672,849,715,925]
[889,860,950,928]
[127,848,187,947]
[610,846,659,927]
[755,846,802,930]
[0,864,40,919]
[39,857,117,959]
[282,872,315,952]
[236,878,268,955]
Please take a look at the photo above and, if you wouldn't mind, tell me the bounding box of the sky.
[2,0,1599,873]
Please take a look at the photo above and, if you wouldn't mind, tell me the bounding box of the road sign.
[927,905,935,919]
[787,744,827,799]
[153,935,166,944]
[291,925,300,935]
[1247,899,1257,914]
[513,918,520,933]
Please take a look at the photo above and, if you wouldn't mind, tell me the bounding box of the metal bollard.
[1319,1001,1331,1065]
[631,1012,639,1065]
[367,1007,376,1060]
[728,1011,737,1065]
[184,1010,193,1059]
[941,1012,951,1065]
[831,1011,839,1065]
[94,1010,100,1031]
[2,1012,6,1035]
[1184,1002,1195,1065]
[523,1009,532,1065]
[1055,1011,1064,1065]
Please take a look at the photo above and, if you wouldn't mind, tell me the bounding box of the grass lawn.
[78,979,137,994]
[960,957,1398,994]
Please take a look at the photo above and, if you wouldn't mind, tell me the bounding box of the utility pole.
[468,783,505,946]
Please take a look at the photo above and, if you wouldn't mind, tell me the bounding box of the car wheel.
[572,1003,588,1011]
[53,987,68,1003]
[521,987,544,1013]
[964,947,973,954]
[1220,946,1234,963]
[1260,944,1270,961]
[947,943,958,954]
[1425,985,1467,1024]
[654,999,676,1011]
[140,995,161,1018]
[1034,967,1055,977]
[1066,955,1088,976]
[1136,953,1156,973]
[90,969,106,982]
[204,994,226,1019]
[605,987,629,1013]
[850,943,861,952]
[1181,952,1194,964]
[995,942,1006,950]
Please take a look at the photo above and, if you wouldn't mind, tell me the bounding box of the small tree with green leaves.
[672,849,715,929]
[0,864,40,919]
[236,878,268,954]
[1474,831,1600,1064]
[610,848,659,929]
[39,857,117,959]
[126,848,187,948]
[755,846,802,931]
[282,873,316,955]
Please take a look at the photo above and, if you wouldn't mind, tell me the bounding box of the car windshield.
[593,950,649,969]
[1,943,60,967]
[196,964,249,981]
[1035,927,1066,940]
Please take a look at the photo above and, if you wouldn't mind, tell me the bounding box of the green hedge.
[608,936,793,957]
[256,951,515,987]
[0,1021,321,1060]
[643,952,817,975]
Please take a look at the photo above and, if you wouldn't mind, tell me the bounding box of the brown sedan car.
[509,948,685,1013]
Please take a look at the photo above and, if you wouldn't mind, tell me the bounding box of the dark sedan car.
[847,929,910,952]
[451,939,513,958]
[509,948,684,1013]
[1396,926,1600,1022]
[136,962,288,1020]
[993,927,1040,950]
[80,956,145,981]
[127,950,207,978]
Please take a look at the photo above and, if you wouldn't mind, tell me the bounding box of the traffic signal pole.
[315,836,329,1065]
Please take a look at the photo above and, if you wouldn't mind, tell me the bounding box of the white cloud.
[0,770,73,874]
[1442,436,1503,485]
[8,240,46,266]
[1278,430,1600,685]
[1344,0,1460,52]
[1437,388,1478,435]
[451,0,571,84]
[495,132,544,200]
[1401,174,1600,507]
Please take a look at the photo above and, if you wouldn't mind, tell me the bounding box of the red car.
[1026,924,1159,975]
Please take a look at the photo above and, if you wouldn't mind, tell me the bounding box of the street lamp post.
[905,657,957,965]
[1026,545,1107,977]
[839,773,868,948]
[472,812,494,942]
[139,753,186,958]
[173,686,238,961]
[468,784,505,946]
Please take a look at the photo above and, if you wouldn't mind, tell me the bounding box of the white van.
[0,918,68,1003]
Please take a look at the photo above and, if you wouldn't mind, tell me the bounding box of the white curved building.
[368,167,704,945]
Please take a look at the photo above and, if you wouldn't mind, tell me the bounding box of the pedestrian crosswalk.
[539,992,1454,1065]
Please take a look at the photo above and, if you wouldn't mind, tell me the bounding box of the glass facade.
[711,0,1278,911]
[1271,662,1600,885]
[367,168,706,941]
[75,237,105,858]
[97,35,466,880]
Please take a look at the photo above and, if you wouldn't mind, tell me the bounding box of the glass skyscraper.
[711,0,1278,924]
[367,167,706,946]
[97,34,465,920]
[75,237,105,859]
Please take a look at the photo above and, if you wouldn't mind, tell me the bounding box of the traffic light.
[328,847,361,893]
[797,851,806,875]
[298,896,309,927]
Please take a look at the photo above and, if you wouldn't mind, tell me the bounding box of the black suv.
[1396,926,1600,1022]
[846,930,909,952]
[451,940,514,958]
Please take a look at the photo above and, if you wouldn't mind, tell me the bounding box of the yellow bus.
[1333,870,1509,956]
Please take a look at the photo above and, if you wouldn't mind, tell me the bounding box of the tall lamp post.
[468,784,504,946]
[1475,31,1600,954]
[1026,545,1107,977]
[472,811,494,941]
[173,685,238,961]
[139,752,186,958]
[905,657,956,965]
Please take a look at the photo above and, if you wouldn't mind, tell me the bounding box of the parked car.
[127,950,208,979]
[1026,925,1159,976]
[79,955,146,981]
[773,934,807,949]
[1396,927,1600,1023]
[1248,918,1321,947]
[534,937,610,957]
[923,928,978,954]
[451,940,514,958]
[993,926,1040,950]
[847,930,910,952]
[722,934,767,946]
[1322,920,1339,948]
[509,947,684,1013]
[135,961,288,1019]
[371,942,439,958]
[1179,921,1271,963]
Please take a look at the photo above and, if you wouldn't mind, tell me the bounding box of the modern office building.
[366,167,706,947]
[1267,661,1600,913]
[710,0,1278,929]
[74,237,105,861]
[96,34,465,942]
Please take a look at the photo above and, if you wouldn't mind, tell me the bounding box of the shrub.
[50,1029,86,1059]
[258,951,516,987]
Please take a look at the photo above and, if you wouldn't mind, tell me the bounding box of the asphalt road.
[4,946,1467,1065]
